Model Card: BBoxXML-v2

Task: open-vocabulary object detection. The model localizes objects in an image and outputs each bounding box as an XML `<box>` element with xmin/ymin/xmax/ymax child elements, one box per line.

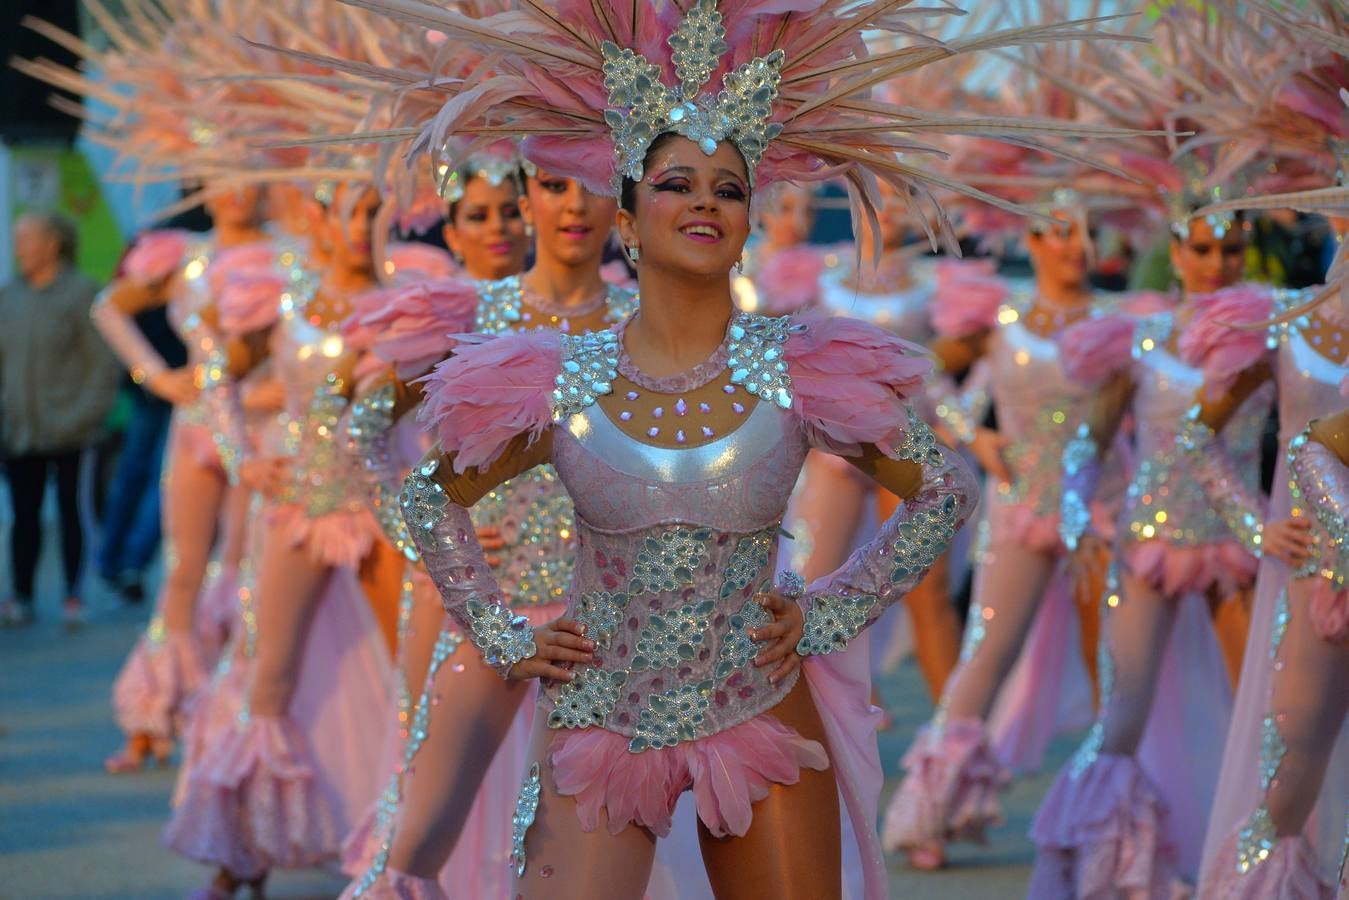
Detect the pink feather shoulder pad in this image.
<box><xmin>358</xmin><ymin>277</ymin><xmax>480</xmax><ymax>379</ymax></box>
<box><xmin>929</xmin><ymin>261</ymin><xmax>1008</xmax><ymax>339</ymax></box>
<box><xmin>121</xmin><ymin>230</ymin><xmax>192</xmax><ymax>285</ymax></box>
<box><xmin>1177</xmin><ymin>284</ymin><xmax>1274</xmax><ymax>397</ymax></box>
<box><xmin>785</xmin><ymin>314</ymin><xmax>932</xmax><ymax>456</ymax></box>
<box><xmin>416</xmin><ymin>329</ymin><xmax>562</xmax><ymax>473</ymax></box>
<box><xmin>1058</xmin><ymin>313</ymin><xmax>1136</xmax><ymax>385</ymax></box>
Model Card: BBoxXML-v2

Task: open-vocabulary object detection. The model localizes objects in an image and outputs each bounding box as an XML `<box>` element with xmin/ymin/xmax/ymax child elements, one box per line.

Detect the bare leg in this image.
<box><xmin>217</xmin><ymin>483</ymin><xmax>252</xmax><ymax>572</ymax></box>
<box><xmin>387</xmin><ymin>636</ymin><xmax>529</xmax><ymax>878</ymax></box>
<box><xmin>698</xmin><ymin>680</ymin><xmax>842</xmax><ymax>900</ymax></box>
<box><xmin>943</xmin><ymin>542</ymin><xmax>1059</xmax><ymax>721</ymax></box>
<box><xmin>1209</xmin><ymin>588</ymin><xmax>1252</xmax><ymax>690</ymax></box>
<box><xmin>246</xmin><ymin>538</ymin><xmax>332</xmax><ymax>717</ymax></box>
<box><xmin>159</xmin><ymin>431</ymin><xmax>228</xmax><ymax>634</ymax></box>
<box><xmin>514</xmin><ymin>719</ymin><xmax>656</xmax><ymax>900</ymax></box>
<box><xmin>1264</xmin><ymin>588</ymin><xmax>1349</xmax><ymax>838</ymax></box>
<box><xmin>399</xmin><ymin>583</ymin><xmax>447</xmax><ymax>723</ymax></box>
<box><xmin>1096</xmin><ymin>572</ymin><xmax>1179</xmax><ymax>755</ymax></box>
<box><xmin>790</xmin><ymin>451</ymin><xmax>868</xmax><ymax>582</ymax></box>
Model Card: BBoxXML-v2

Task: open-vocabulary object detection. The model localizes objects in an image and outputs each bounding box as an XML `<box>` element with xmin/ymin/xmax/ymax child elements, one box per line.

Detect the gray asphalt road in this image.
<box><xmin>0</xmin><ymin>502</ymin><xmax>1070</xmax><ymax>899</ymax></box>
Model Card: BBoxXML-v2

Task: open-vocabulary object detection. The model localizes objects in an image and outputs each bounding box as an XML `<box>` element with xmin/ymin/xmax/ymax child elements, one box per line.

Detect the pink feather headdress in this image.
<box><xmin>258</xmin><ymin>0</ymin><xmax>1161</xmax><ymax>254</ymax></box>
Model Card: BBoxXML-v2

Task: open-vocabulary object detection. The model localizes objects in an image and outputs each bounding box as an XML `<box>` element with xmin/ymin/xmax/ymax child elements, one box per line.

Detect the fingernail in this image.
<box><xmin>586</xmin><ymin>640</ymin><xmax>596</xmax><ymax>650</ymax></box>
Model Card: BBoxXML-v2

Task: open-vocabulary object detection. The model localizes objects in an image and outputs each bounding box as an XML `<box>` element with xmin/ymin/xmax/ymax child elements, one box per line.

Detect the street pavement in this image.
<box><xmin>0</xmin><ymin>503</ymin><xmax>1072</xmax><ymax>899</ymax></box>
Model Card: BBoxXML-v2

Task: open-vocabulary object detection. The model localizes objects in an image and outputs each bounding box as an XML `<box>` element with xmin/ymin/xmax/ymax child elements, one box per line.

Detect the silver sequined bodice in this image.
<box><xmin>1124</xmin><ymin>310</ymin><xmax>1271</xmax><ymax>547</ymax></box>
<box><xmin>818</xmin><ymin>264</ymin><xmax>935</xmax><ymax>342</ymax></box>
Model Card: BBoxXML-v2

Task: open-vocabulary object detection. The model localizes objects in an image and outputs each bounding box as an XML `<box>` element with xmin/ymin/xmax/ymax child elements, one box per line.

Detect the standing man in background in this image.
<box><xmin>0</xmin><ymin>210</ymin><xmax>116</xmax><ymax>627</ymax></box>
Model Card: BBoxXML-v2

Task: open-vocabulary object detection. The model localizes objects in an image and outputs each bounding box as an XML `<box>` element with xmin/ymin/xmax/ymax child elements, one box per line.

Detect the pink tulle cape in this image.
<box><xmin>784</xmin><ymin>314</ymin><xmax>931</xmax><ymax>457</ymax></box>
<box><xmin>123</xmin><ymin>229</ymin><xmax>191</xmax><ymax>284</ymax></box>
<box><xmin>1177</xmin><ymin>285</ymin><xmax>1274</xmax><ymax>398</ymax></box>
<box><xmin>548</xmin><ymin>709</ymin><xmax>829</xmax><ymax>839</ymax></box>
<box><xmin>1060</xmin><ymin>313</ymin><xmax>1137</xmax><ymax>385</ymax></box>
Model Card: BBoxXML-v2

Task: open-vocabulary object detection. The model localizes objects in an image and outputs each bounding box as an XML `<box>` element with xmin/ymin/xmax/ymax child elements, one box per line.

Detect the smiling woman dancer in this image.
<box><xmin>276</xmin><ymin>0</ymin><xmax>1157</xmax><ymax>896</ymax></box>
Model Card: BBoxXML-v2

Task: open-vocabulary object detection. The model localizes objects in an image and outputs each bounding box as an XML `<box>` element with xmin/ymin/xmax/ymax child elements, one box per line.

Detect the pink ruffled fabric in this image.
<box><xmin>1123</xmin><ymin>540</ymin><xmax>1260</xmax><ymax>599</ymax></box>
<box><xmin>267</xmin><ymin>505</ymin><xmax>380</xmax><ymax>569</ymax></box>
<box><xmin>173</xmin><ymin>650</ymin><xmax>252</xmax><ymax>808</ymax></box>
<box><xmin>548</xmin><ymin>713</ymin><xmax>829</xmax><ymax>839</ymax></box>
<box><xmin>163</xmin><ymin>715</ymin><xmax>340</xmax><ymax>877</ymax></box>
<box><xmin>206</xmin><ymin>242</ymin><xmax>277</xmax><ymax>294</ymax></box>
<box><xmin>338</xmin><ymin>868</ymin><xmax>449</xmax><ymax>900</ymax></box>
<box><xmin>218</xmin><ymin>272</ymin><xmax>285</xmax><ymax>336</ymax></box>
<box><xmin>112</xmin><ymin>628</ymin><xmax>208</xmax><ymax>739</ymax></box>
<box><xmin>754</xmin><ymin>245</ymin><xmax>826</xmax><ymax>315</ymax></box>
<box><xmin>1029</xmin><ymin>753</ymin><xmax>1179</xmax><ymax>900</ymax></box>
<box><xmin>1199</xmin><ymin>829</ymin><xmax>1334</xmax><ymax>899</ymax></box>
<box><xmin>1310</xmin><ymin>579</ymin><xmax>1349</xmax><ymax>643</ymax></box>
<box><xmin>1060</xmin><ymin>314</ymin><xmax>1137</xmax><ymax>385</ymax></box>
<box><xmin>194</xmin><ymin>566</ymin><xmax>240</xmax><ymax>671</ymax></box>
<box><xmin>123</xmin><ymin>230</ymin><xmax>190</xmax><ymax>284</ymax></box>
<box><xmin>784</xmin><ymin>314</ymin><xmax>931</xmax><ymax>456</ymax></box>
<box><xmin>417</xmin><ymin>329</ymin><xmax>561</xmax><ymax>472</ymax></box>
<box><xmin>1177</xmin><ymin>286</ymin><xmax>1274</xmax><ymax>399</ymax></box>
<box><xmin>882</xmin><ymin>717</ymin><xmax>1010</xmax><ymax>849</ymax></box>
<box><xmin>358</xmin><ymin>277</ymin><xmax>479</xmax><ymax>379</ymax></box>
<box><xmin>929</xmin><ymin>262</ymin><xmax>1007</xmax><ymax>338</ymax></box>
<box><xmin>384</xmin><ymin>242</ymin><xmax>458</xmax><ymax>284</ymax></box>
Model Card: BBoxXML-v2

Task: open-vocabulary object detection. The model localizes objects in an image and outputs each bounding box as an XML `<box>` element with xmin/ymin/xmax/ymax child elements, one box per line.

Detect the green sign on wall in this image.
<box><xmin>9</xmin><ymin>145</ymin><xmax>125</xmax><ymax>282</ymax></box>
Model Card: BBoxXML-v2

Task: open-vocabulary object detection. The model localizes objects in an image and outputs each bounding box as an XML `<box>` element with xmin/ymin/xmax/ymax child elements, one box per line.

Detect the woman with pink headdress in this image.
<box><xmin>287</xmin><ymin>1</ymin><xmax>1157</xmax><ymax>897</ymax></box>
<box><xmin>336</xmin><ymin>148</ymin><xmax>645</xmax><ymax>899</ymax></box>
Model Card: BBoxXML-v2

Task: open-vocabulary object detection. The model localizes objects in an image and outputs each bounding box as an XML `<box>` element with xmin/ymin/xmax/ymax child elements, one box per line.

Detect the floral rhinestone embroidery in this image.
<box><xmin>475</xmin><ymin>275</ymin><xmax>524</xmax><ymax>334</ymax></box>
<box><xmin>629</xmin><ymin>527</ymin><xmax>712</xmax><ymax>594</ymax></box>
<box><xmin>895</xmin><ymin>407</ymin><xmax>943</xmax><ymax>467</ymax></box>
<box><xmin>1235</xmin><ymin>806</ymin><xmax>1275</xmax><ymax>874</ymax></box>
<box><xmin>548</xmin><ymin>668</ymin><xmax>628</xmax><ymax>729</ymax></box>
<box><xmin>890</xmin><ymin>494</ymin><xmax>960</xmax><ymax>582</ymax></box>
<box><xmin>796</xmin><ymin>592</ymin><xmax>877</xmax><ymax>656</ymax></box>
<box><xmin>715</xmin><ymin>598</ymin><xmax>772</xmax><ymax>678</ymax></box>
<box><xmin>629</xmin><ymin>680</ymin><xmax>714</xmax><ymax>752</ymax></box>
<box><xmin>573</xmin><ymin>591</ymin><xmax>630</xmax><ymax>649</ymax></box>
<box><xmin>725</xmin><ymin>312</ymin><xmax>805</xmax><ymax>409</ymax></box>
<box><xmin>510</xmin><ymin>762</ymin><xmax>542</xmax><ymax>877</ymax></box>
<box><xmin>630</xmin><ymin>599</ymin><xmax>715</xmax><ymax>671</ymax></box>
<box><xmin>400</xmin><ymin>459</ymin><xmax>449</xmax><ymax>532</ymax></box>
<box><xmin>552</xmin><ymin>330</ymin><xmax>619</xmax><ymax>420</ymax></box>
<box><xmin>720</xmin><ymin>529</ymin><xmax>774</xmax><ymax>599</ymax></box>
<box><xmin>465</xmin><ymin>599</ymin><xmax>537</xmax><ymax>673</ymax></box>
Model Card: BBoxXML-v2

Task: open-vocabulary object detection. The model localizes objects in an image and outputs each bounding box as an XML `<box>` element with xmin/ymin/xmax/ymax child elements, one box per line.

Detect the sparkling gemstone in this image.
<box><xmin>699</xmin><ymin>402</ymin><xmax>711</xmax><ymax>413</ymax></box>
<box><xmin>648</xmin><ymin>426</ymin><xmax>660</xmax><ymax>438</ymax></box>
<box><xmin>619</xmin><ymin>410</ymin><xmax>632</xmax><ymax>421</ymax></box>
<box><xmin>732</xmin><ymin>402</ymin><xmax>745</xmax><ymax>414</ymax></box>
<box><xmin>626</xmin><ymin>391</ymin><xmax>639</xmax><ymax>400</ymax></box>
<box><xmin>653</xmin><ymin>407</ymin><xmax>664</xmax><ymax>418</ymax></box>
<box><xmin>723</xmin><ymin>384</ymin><xmax>736</xmax><ymax>394</ymax></box>
<box><xmin>675</xmin><ymin>398</ymin><xmax>688</xmax><ymax>416</ymax></box>
<box><xmin>676</xmin><ymin>430</ymin><xmax>686</xmax><ymax>443</ymax></box>
<box><xmin>702</xmin><ymin>426</ymin><xmax>714</xmax><ymax>438</ymax></box>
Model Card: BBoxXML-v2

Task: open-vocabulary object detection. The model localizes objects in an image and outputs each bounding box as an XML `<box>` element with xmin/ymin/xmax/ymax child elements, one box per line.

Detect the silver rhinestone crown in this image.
<box><xmin>600</xmin><ymin>0</ymin><xmax>785</xmax><ymax>191</ymax></box>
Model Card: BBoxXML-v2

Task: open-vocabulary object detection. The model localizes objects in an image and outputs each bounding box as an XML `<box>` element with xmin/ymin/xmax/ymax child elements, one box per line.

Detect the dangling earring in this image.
<box><xmin>735</xmin><ymin>258</ymin><xmax>744</xmax><ymax>274</ymax></box>
<box><xmin>525</xmin><ymin>221</ymin><xmax>535</xmax><ymax>237</ymax></box>
<box><xmin>627</xmin><ymin>245</ymin><xmax>640</xmax><ymax>262</ymax></box>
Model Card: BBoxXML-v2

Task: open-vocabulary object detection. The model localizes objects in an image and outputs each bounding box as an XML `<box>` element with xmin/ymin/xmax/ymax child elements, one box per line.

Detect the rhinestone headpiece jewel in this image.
<box><xmin>600</xmin><ymin>0</ymin><xmax>785</xmax><ymax>192</ymax></box>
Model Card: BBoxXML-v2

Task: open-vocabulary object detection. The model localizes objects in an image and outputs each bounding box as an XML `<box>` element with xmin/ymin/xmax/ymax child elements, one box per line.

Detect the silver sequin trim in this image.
<box><xmin>399</xmin><ymin>459</ymin><xmax>449</xmax><ymax>532</ymax></box>
<box><xmin>890</xmin><ymin>494</ymin><xmax>961</xmax><ymax>582</ymax></box>
<box><xmin>630</xmin><ymin>599</ymin><xmax>715</xmax><ymax>671</ymax></box>
<box><xmin>510</xmin><ymin>762</ymin><xmax>542</xmax><ymax>877</ymax></box>
<box><xmin>726</xmin><ymin>312</ymin><xmax>804</xmax><ymax>409</ymax></box>
<box><xmin>552</xmin><ymin>329</ymin><xmax>619</xmax><ymax>420</ymax></box>
<box><xmin>548</xmin><ymin>668</ymin><xmax>628</xmax><ymax>729</ymax></box>
<box><xmin>715</xmin><ymin>598</ymin><xmax>772</xmax><ymax>679</ymax></box>
<box><xmin>573</xmin><ymin>591</ymin><xmax>630</xmax><ymax>650</ymax></box>
<box><xmin>796</xmin><ymin>592</ymin><xmax>878</xmax><ymax>656</ymax></box>
<box><xmin>465</xmin><ymin>599</ymin><xmax>537</xmax><ymax>675</ymax></box>
<box><xmin>629</xmin><ymin>527</ymin><xmax>712</xmax><ymax>594</ymax></box>
<box><xmin>629</xmin><ymin>680</ymin><xmax>714</xmax><ymax>752</ymax></box>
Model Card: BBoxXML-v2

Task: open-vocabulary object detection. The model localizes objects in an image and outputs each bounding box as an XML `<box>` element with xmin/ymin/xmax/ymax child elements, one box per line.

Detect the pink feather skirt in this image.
<box><xmin>548</xmin><ymin>712</ymin><xmax>829</xmax><ymax>839</ymax></box>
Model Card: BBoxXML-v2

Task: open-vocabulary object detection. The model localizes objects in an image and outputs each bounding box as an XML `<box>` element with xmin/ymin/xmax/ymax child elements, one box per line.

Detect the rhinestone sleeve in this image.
<box><xmin>928</xmin><ymin>368</ymin><xmax>990</xmax><ymax>446</ymax></box>
<box><xmin>1176</xmin><ymin>405</ymin><xmax>1269</xmax><ymax>557</ymax></box>
<box><xmin>1290</xmin><ymin>427</ymin><xmax>1349</xmax><ymax>590</ymax></box>
<box><xmin>347</xmin><ymin>382</ymin><xmax>418</xmax><ymax>561</ymax></box>
<box><xmin>400</xmin><ymin>456</ymin><xmax>537</xmax><ymax>677</ymax></box>
<box><xmin>200</xmin><ymin>346</ymin><xmax>248</xmax><ymax>484</ymax></box>
<box><xmin>1059</xmin><ymin>423</ymin><xmax>1101</xmax><ymax>552</ymax></box>
<box><xmin>796</xmin><ymin>437</ymin><xmax>979</xmax><ymax>656</ymax></box>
